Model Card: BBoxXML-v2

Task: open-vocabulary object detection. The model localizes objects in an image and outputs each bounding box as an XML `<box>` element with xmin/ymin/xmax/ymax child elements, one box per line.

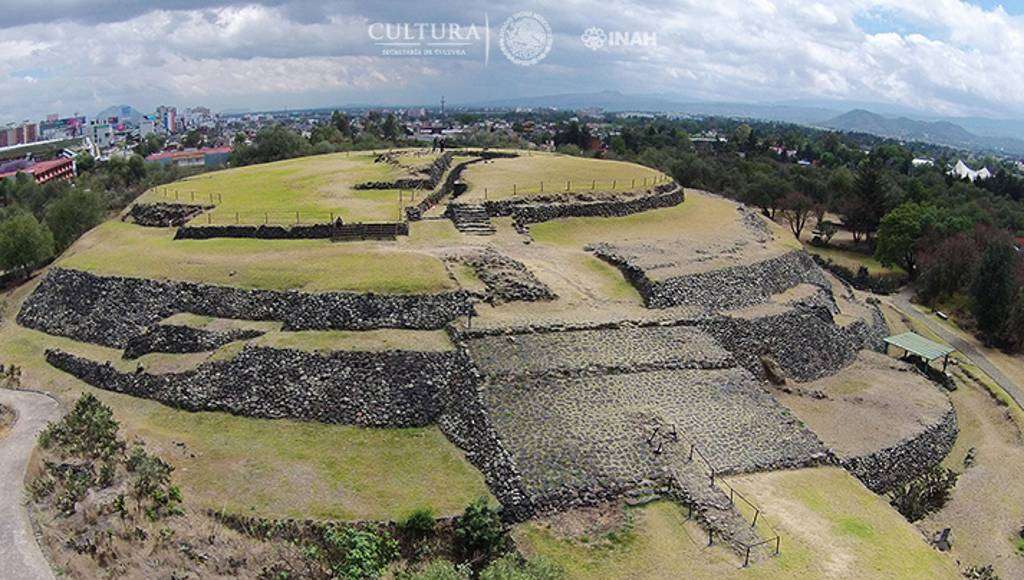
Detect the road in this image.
<box><xmin>0</xmin><ymin>389</ymin><xmax>60</xmax><ymax>580</ymax></box>
<box><xmin>890</xmin><ymin>291</ymin><xmax>1024</xmax><ymax>410</ymax></box>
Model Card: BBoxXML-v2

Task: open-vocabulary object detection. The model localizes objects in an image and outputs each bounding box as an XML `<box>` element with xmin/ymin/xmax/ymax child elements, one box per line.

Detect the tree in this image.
<box><xmin>874</xmin><ymin>203</ymin><xmax>935</xmax><ymax>278</ymax></box>
<box><xmin>331</xmin><ymin>110</ymin><xmax>352</xmax><ymax>137</ymax></box>
<box><xmin>45</xmin><ymin>188</ymin><xmax>106</xmax><ymax>250</ymax></box>
<box><xmin>841</xmin><ymin>159</ymin><xmax>892</xmax><ymax>243</ymax></box>
<box><xmin>0</xmin><ymin>212</ymin><xmax>54</xmax><ymax>276</ymax></box>
<box><xmin>382</xmin><ymin>113</ymin><xmax>401</xmax><ymax>142</ymax></box>
<box><xmin>181</xmin><ymin>129</ymin><xmax>204</xmax><ymax>148</ymax></box>
<box><xmin>971</xmin><ymin>241</ymin><xmax>1017</xmax><ymax>344</ymax></box>
<box><xmin>134</xmin><ymin>134</ymin><xmax>166</xmax><ymax>157</ymax></box>
<box><xmin>780</xmin><ymin>191</ymin><xmax>814</xmax><ymax>239</ymax></box>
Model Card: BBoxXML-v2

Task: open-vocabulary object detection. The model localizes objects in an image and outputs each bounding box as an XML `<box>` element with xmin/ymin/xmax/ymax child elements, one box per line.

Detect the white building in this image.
<box><xmin>950</xmin><ymin>159</ymin><xmax>991</xmax><ymax>182</ymax></box>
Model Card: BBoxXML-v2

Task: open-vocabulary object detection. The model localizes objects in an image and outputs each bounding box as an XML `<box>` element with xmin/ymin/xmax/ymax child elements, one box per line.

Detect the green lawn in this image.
<box><xmin>59</xmin><ymin>221</ymin><xmax>454</xmax><ymax>293</ymax></box>
<box><xmin>516</xmin><ymin>467</ymin><xmax>957</xmax><ymax>579</ymax></box>
<box><xmin>530</xmin><ymin>190</ymin><xmax>800</xmax><ymax>252</ymax></box>
<box><xmin>459</xmin><ymin>152</ymin><xmax>667</xmax><ymax>201</ymax></box>
<box><xmin>804</xmin><ymin>244</ymin><xmax>904</xmax><ymax>276</ymax></box>
<box><xmin>0</xmin><ymin>302</ymin><xmax>490</xmax><ymax>521</ymax></box>
<box><xmin>138</xmin><ymin>149</ymin><xmax>440</xmax><ymax>224</ymax></box>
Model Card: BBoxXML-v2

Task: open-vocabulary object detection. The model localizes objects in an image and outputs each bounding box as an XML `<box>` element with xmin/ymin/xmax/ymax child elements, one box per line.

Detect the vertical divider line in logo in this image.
<box><xmin>485</xmin><ymin>13</ymin><xmax>491</xmax><ymax>67</ymax></box>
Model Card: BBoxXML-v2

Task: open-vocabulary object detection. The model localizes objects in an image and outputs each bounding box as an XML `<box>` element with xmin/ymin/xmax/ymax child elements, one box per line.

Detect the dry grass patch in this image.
<box><xmin>59</xmin><ymin>220</ymin><xmax>455</xmax><ymax>293</ymax></box>
<box><xmin>460</xmin><ymin>152</ymin><xmax>665</xmax><ymax>201</ymax></box>
<box><xmin>516</xmin><ymin>468</ymin><xmax>956</xmax><ymax>579</ymax></box>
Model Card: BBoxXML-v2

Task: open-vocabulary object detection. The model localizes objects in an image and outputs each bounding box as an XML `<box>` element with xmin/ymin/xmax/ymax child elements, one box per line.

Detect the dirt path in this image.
<box><xmin>917</xmin><ymin>368</ymin><xmax>1024</xmax><ymax>577</ymax></box>
<box><xmin>0</xmin><ymin>389</ymin><xmax>60</xmax><ymax>580</ymax></box>
<box><xmin>889</xmin><ymin>291</ymin><xmax>1024</xmax><ymax>409</ymax></box>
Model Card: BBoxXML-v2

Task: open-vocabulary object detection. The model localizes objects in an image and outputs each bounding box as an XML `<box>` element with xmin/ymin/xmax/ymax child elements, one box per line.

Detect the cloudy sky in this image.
<box><xmin>1</xmin><ymin>0</ymin><xmax>1023</xmax><ymax>123</ymax></box>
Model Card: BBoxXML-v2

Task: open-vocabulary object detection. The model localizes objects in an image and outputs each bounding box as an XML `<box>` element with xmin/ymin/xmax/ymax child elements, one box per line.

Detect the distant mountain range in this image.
<box><xmin>823</xmin><ymin>109</ymin><xmax>1024</xmax><ymax>156</ymax></box>
<box><xmin>95</xmin><ymin>104</ymin><xmax>145</xmax><ymax>123</ymax></box>
<box><xmin>461</xmin><ymin>91</ymin><xmax>1024</xmax><ymax>157</ymax></box>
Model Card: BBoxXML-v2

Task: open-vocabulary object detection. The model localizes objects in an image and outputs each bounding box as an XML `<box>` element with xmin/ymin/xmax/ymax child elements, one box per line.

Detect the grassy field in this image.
<box><xmin>804</xmin><ymin>244</ymin><xmax>904</xmax><ymax>276</ymax></box>
<box><xmin>459</xmin><ymin>152</ymin><xmax>667</xmax><ymax>201</ymax></box>
<box><xmin>516</xmin><ymin>467</ymin><xmax>957</xmax><ymax>579</ymax></box>
<box><xmin>58</xmin><ymin>221</ymin><xmax>455</xmax><ymax>293</ymax></box>
<box><xmin>138</xmin><ymin>149</ymin><xmax>440</xmax><ymax>224</ymax></box>
<box><xmin>0</xmin><ymin>290</ymin><xmax>490</xmax><ymax>521</ymax></box>
<box><xmin>530</xmin><ymin>190</ymin><xmax>800</xmax><ymax>252</ymax></box>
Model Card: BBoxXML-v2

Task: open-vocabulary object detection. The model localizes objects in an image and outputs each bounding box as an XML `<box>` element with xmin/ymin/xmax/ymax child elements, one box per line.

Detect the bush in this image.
<box><xmin>39</xmin><ymin>393</ymin><xmax>123</xmax><ymax>460</ymax></box>
<box><xmin>399</xmin><ymin>559</ymin><xmax>471</xmax><ymax>580</ymax></box>
<box><xmin>889</xmin><ymin>465</ymin><xmax>959</xmax><ymax>522</ymax></box>
<box><xmin>399</xmin><ymin>507</ymin><xmax>437</xmax><ymax>543</ymax></box>
<box><xmin>455</xmin><ymin>498</ymin><xmax>509</xmax><ymax>566</ymax></box>
<box><xmin>479</xmin><ymin>554</ymin><xmax>563</xmax><ymax>580</ymax></box>
<box><xmin>309</xmin><ymin>525</ymin><xmax>398</xmax><ymax>579</ymax></box>
<box><xmin>126</xmin><ymin>445</ymin><xmax>182</xmax><ymax>519</ymax></box>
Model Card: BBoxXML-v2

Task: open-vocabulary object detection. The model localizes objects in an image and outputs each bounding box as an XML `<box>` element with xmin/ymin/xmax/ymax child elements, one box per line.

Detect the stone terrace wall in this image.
<box><xmin>479</xmin><ymin>182</ymin><xmax>682</xmax><ymax>226</ymax></box>
<box><xmin>841</xmin><ymin>406</ymin><xmax>958</xmax><ymax>493</ymax></box>
<box><xmin>125</xmin><ymin>203</ymin><xmax>212</xmax><ymax>227</ymax></box>
<box><xmin>174</xmin><ymin>221</ymin><xmax>409</xmax><ymax>241</ymax></box>
<box><xmin>704</xmin><ymin>305</ymin><xmax>888</xmax><ymax>382</ymax></box>
<box><xmin>47</xmin><ymin>346</ymin><xmax>472</xmax><ymax>427</ymax></box>
<box><xmin>354</xmin><ymin>152</ymin><xmax>452</xmax><ymax>190</ymax></box>
<box><xmin>122</xmin><ymin>324</ymin><xmax>264</xmax><ymax>359</ymax></box>
<box><xmin>446</xmin><ymin>249</ymin><xmax>556</xmax><ymax>304</ymax></box>
<box><xmin>594</xmin><ymin>248</ymin><xmax>827</xmax><ymax>311</ymax></box>
<box><xmin>18</xmin><ymin>268</ymin><xmax>473</xmax><ymax>349</ymax></box>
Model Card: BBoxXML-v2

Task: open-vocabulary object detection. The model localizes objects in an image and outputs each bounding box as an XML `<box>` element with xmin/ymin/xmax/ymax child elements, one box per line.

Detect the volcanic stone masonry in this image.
<box><xmin>125</xmin><ymin>202</ymin><xmax>212</xmax><ymax>227</ymax></box>
<box><xmin>446</xmin><ymin>249</ymin><xmax>556</xmax><ymax>304</ymax></box>
<box><xmin>174</xmin><ymin>221</ymin><xmax>409</xmax><ymax>241</ymax></box>
<box><xmin>841</xmin><ymin>407</ymin><xmax>958</xmax><ymax>494</ymax></box>
<box><xmin>122</xmin><ymin>324</ymin><xmax>265</xmax><ymax>359</ymax></box>
<box><xmin>354</xmin><ymin>152</ymin><xmax>453</xmax><ymax>190</ymax></box>
<box><xmin>592</xmin><ymin>247</ymin><xmax>828</xmax><ymax>311</ymax></box>
<box><xmin>478</xmin><ymin>181</ymin><xmax>683</xmax><ymax>226</ymax></box>
<box><xmin>17</xmin><ymin>268</ymin><xmax>474</xmax><ymax>349</ymax></box>
<box><xmin>47</xmin><ymin>346</ymin><xmax>474</xmax><ymax>427</ymax></box>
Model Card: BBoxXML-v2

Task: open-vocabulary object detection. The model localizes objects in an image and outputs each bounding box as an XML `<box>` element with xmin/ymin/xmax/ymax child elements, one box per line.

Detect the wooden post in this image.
<box><xmin>566</xmin><ymin>180</ymin><xmax>570</xmax><ymax>192</ymax></box>
<box><xmin>707</xmin><ymin>529</ymin><xmax>713</xmax><ymax>547</ymax></box>
<box><xmin>632</xmin><ymin>178</ymin><xmax>635</xmax><ymax>188</ymax></box>
<box><xmin>744</xmin><ymin>546</ymin><xmax>751</xmax><ymax>567</ymax></box>
<box><xmin>612</xmin><ymin>179</ymin><xmax>616</xmax><ymax>189</ymax></box>
<box><xmin>540</xmin><ymin>181</ymin><xmax>544</xmax><ymax>193</ymax></box>
<box><xmin>296</xmin><ymin>211</ymin><xmax>300</xmax><ymax>224</ymax></box>
<box><xmin>265</xmin><ymin>212</ymin><xmax>268</xmax><ymax>225</ymax></box>
<box><xmin>513</xmin><ymin>183</ymin><xmax>517</xmax><ymax>196</ymax></box>
<box><xmin>235</xmin><ymin>211</ymin><xmax>239</xmax><ymax>224</ymax></box>
<box><xmin>207</xmin><ymin>213</ymin><xmax>212</xmax><ymax>224</ymax></box>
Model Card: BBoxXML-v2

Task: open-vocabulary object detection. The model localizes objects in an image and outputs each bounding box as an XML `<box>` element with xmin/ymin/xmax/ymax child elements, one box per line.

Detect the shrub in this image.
<box><xmin>964</xmin><ymin>564</ymin><xmax>1000</xmax><ymax>580</ymax></box>
<box><xmin>39</xmin><ymin>393</ymin><xmax>124</xmax><ymax>460</ymax></box>
<box><xmin>399</xmin><ymin>508</ymin><xmax>437</xmax><ymax>543</ymax></box>
<box><xmin>479</xmin><ymin>554</ymin><xmax>564</xmax><ymax>580</ymax></box>
<box><xmin>310</xmin><ymin>525</ymin><xmax>398</xmax><ymax>579</ymax></box>
<box><xmin>126</xmin><ymin>445</ymin><xmax>182</xmax><ymax>519</ymax></box>
<box><xmin>455</xmin><ymin>498</ymin><xmax>509</xmax><ymax>566</ymax></box>
<box><xmin>399</xmin><ymin>559</ymin><xmax>471</xmax><ymax>580</ymax></box>
<box><xmin>889</xmin><ymin>465</ymin><xmax>959</xmax><ymax>522</ymax></box>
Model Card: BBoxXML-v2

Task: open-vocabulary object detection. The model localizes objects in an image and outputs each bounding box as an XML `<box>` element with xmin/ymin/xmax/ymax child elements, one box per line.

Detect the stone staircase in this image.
<box><xmin>448</xmin><ymin>203</ymin><xmax>496</xmax><ymax>236</ymax></box>
<box><xmin>669</xmin><ymin>461</ymin><xmax>773</xmax><ymax>564</ymax></box>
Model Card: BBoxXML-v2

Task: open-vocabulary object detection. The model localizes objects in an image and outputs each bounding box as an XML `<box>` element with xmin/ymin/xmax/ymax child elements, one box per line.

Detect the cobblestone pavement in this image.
<box><xmin>467</xmin><ymin>325</ymin><xmax>733</xmax><ymax>377</ymax></box>
<box><xmin>481</xmin><ymin>367</ymin><xmax>827</xmax><ymax>506</ymax></box>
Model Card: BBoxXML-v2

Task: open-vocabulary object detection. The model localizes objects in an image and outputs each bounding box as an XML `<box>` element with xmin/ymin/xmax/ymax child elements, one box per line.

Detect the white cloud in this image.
<box><xmin>0</xmin><ymin>0</ymin><xmax>1023</xmax><ymax>122</ymax></box>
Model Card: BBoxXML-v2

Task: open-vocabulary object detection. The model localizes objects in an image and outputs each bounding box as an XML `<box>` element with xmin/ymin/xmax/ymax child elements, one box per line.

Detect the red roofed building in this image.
<box><xmin>0</xmin><ymin>157</ymin><xmax>76</xmax><ymax>185</ymax></box>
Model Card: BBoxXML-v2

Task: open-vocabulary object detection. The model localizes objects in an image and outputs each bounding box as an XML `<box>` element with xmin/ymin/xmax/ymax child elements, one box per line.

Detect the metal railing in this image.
<box><xmin>686</xmin><ymin>443</ymin><xmax>782</xmax><ymax>567</ymax></box>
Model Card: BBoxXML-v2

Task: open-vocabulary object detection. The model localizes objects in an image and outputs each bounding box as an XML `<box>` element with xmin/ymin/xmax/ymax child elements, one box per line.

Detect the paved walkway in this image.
<box><xmin>890</xmin><ymin>291</ymin><xmax>1024</xmax><ymax>409</ymax></box>
<box><xmin>0</xmin><ymin>389</ymin><xmax>60</xmax><ymax>580</ymax></box>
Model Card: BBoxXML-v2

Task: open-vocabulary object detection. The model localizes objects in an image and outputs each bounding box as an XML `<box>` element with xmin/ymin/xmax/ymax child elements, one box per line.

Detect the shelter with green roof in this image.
<box><xmin>883</xmin><ymin>332</ymin><xmax>956</xmax><ymax>372</ymax></box>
